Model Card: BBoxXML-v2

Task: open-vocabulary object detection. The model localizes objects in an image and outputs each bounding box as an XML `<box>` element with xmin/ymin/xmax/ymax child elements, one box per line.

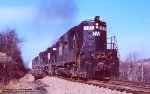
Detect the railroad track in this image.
<box><xmin>57</xmin><ymin>76</ymin><xmax>150</xmax><ymax>94</ymax></box>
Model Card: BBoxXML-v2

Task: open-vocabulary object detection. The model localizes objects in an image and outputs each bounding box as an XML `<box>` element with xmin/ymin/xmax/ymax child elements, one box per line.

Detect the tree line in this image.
<box><xmin>0</xmin><ymin>29</ymin><xmax>26</xmax><ymax>85</ymax></box>
<box><xmin>119</xmin><ymin>52</ymin><xmax>150</xmax><ymax>83</ymax></box>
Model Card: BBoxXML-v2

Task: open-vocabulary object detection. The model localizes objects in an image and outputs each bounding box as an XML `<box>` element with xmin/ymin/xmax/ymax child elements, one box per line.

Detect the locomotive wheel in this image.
<box><xmin>71</xmin><ymin>76</ymin><xmax>78</xmax><ymax>80</ymax></box>
<box><xmin>78</xmin><ymin>77</ymin><xmax>88</xmax><ymax>81</ymax></box>
<box><xmin>95</xmin><ymin>62</ymin><xmax>108</xmax><ymax>80</ymax></box>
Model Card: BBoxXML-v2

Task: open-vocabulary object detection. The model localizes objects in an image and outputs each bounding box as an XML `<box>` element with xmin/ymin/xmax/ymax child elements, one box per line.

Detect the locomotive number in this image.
<box><xmin>83</xmin><ymin>26</ymin><xmax>106</xmax><ymax>31</ymax></box>
<box><xmin>84</xmin><ymin>26</ymin><xmax>94</xmax><ymax>30</ymax></box>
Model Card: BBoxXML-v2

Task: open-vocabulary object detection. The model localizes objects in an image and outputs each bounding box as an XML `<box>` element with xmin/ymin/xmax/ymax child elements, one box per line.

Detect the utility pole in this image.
<box><xmin>128</xmin><ymin>62</ymin><xmax>131</xmax><ymax>81</ymax></box>
<box><xmin>142</xmin><ymin>65</ymin><xmax>144</xmax><ymax>82</ymax></box>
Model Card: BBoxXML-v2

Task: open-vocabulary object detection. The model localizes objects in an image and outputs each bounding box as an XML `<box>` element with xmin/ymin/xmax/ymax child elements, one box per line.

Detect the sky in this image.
<box><xmin>0</xmin><ymin>0</ymin><xmax>150</xmax><ymax>66</ymax></box>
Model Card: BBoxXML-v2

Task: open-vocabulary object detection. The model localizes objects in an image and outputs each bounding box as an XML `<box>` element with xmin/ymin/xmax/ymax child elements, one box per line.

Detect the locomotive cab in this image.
<box><xmin>77</xmin><ymin>16</ymin><xmax>119</xmax><ymax>79</ymax></box>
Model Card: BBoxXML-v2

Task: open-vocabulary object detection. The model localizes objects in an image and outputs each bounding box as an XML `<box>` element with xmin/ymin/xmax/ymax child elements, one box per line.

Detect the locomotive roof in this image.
<box><xmin>31</xmin><ymin>16</ymin><xmax>107</xmax><ymax>62</ymax></box>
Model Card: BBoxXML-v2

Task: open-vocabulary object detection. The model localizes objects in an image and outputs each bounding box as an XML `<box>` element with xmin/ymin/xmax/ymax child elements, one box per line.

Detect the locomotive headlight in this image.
<box><xmin>95</xmin><ymin>23</ymin><xmax>99</xmax><ymax>26</ymax></box>
<box><xmin>95</xmin><ymin>23</ymin><xmax>99</xmax><ymax>29</ymax></box>
<box><xmin>53</xmin><ymin>48</ymin><xmax>57</xmax><ymax>50</ymax></box>
<box><xmin>96</xmin><ymin>26</ymin><xmax>99</xmax><ymax>29</ymax></box>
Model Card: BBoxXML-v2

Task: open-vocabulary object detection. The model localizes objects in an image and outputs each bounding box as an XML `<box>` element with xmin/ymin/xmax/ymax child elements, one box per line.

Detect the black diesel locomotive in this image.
<box><xmin>31</xmin><ymin>16</ymin><xmax>120</xmax><ymax>80</ymax></box>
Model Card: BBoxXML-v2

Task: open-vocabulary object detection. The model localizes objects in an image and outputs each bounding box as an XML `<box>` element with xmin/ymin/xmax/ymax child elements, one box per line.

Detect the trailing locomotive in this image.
<box><xmin>31</xmin><ymin>16</ymin><xmax>120</xmax><ymax>80</ymax></box>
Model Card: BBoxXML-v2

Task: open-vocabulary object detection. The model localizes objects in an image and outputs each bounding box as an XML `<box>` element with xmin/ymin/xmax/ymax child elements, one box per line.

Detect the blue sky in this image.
<box><xmin>0</xmin><ymin>0</ymin><xmax>150</xmax><ymax>65</ymax></box>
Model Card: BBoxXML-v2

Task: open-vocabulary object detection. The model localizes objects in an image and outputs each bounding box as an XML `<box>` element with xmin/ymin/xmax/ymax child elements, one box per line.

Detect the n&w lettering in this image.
<box><xmin>93</xmin><ymin>31</ymin><xmax>100</xmax><ymax>36</ymax></box>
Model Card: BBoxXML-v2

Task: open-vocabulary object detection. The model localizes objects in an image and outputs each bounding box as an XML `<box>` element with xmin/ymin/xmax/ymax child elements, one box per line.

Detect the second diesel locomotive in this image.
<box><xmin>31</xmin><ymin>16</ymin><xmax>120</xmax><ymax>80</ymax></box>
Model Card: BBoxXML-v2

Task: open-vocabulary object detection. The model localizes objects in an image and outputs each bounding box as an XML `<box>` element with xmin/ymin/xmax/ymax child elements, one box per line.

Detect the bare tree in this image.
<box><xmin>0</xmin><ymin>28</ymin><xmax>25</xmax><ymax>84</ymax></box>
<box><xmin>0</xmin><ymin>29</ymin><xmax>23</xmax><ymax>64</ymax></box>
<box><xmin>119</xmin><ymin>52</ymin><xmax>150</xmax><ymax>83</ymax></box>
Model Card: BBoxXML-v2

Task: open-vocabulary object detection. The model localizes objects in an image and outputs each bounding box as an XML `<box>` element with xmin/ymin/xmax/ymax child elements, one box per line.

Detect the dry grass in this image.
<box><xmin>0</xmin><ymin>74</ymin><xmax>35</xmax><ymax>94</ymax></box>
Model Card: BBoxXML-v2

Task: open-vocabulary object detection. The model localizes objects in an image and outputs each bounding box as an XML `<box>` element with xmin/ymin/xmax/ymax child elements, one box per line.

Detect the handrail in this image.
<box><xmin>107</xmin><ymin>36</ymin><xmax>120</xmax><ymax>60</ymax></box>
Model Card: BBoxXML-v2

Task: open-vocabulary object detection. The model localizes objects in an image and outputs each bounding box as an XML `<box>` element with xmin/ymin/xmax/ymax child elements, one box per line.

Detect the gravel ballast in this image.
<box><xmin>1</xmin><ymin>74</ymin><xmax>133</xmax><ymax>94</ymax></box>
<box><xmin>39</xmin><ymin>76</ymin><xmax>133</xmax><ymax>94</ymax></box>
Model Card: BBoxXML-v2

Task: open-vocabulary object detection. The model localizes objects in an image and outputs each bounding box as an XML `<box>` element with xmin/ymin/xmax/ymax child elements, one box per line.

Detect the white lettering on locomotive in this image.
<box><xmin>84</xmin><ymin>26</ymin><xmax>106</xmax><ymax>31</ymax></box>
<box><xmin>48</xmin><ymin>53</ymin><xmax>50</xmax><ymax>60</ymax></box>
<box><xmin>93</xmin><ymin>31</ymin><xmax>100</xmax><ymax>36</ymax></box>
<box><xmin>84</xmin><ymin>26</ymin><xmax>94</xmax><ymax>30</ymax></box>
